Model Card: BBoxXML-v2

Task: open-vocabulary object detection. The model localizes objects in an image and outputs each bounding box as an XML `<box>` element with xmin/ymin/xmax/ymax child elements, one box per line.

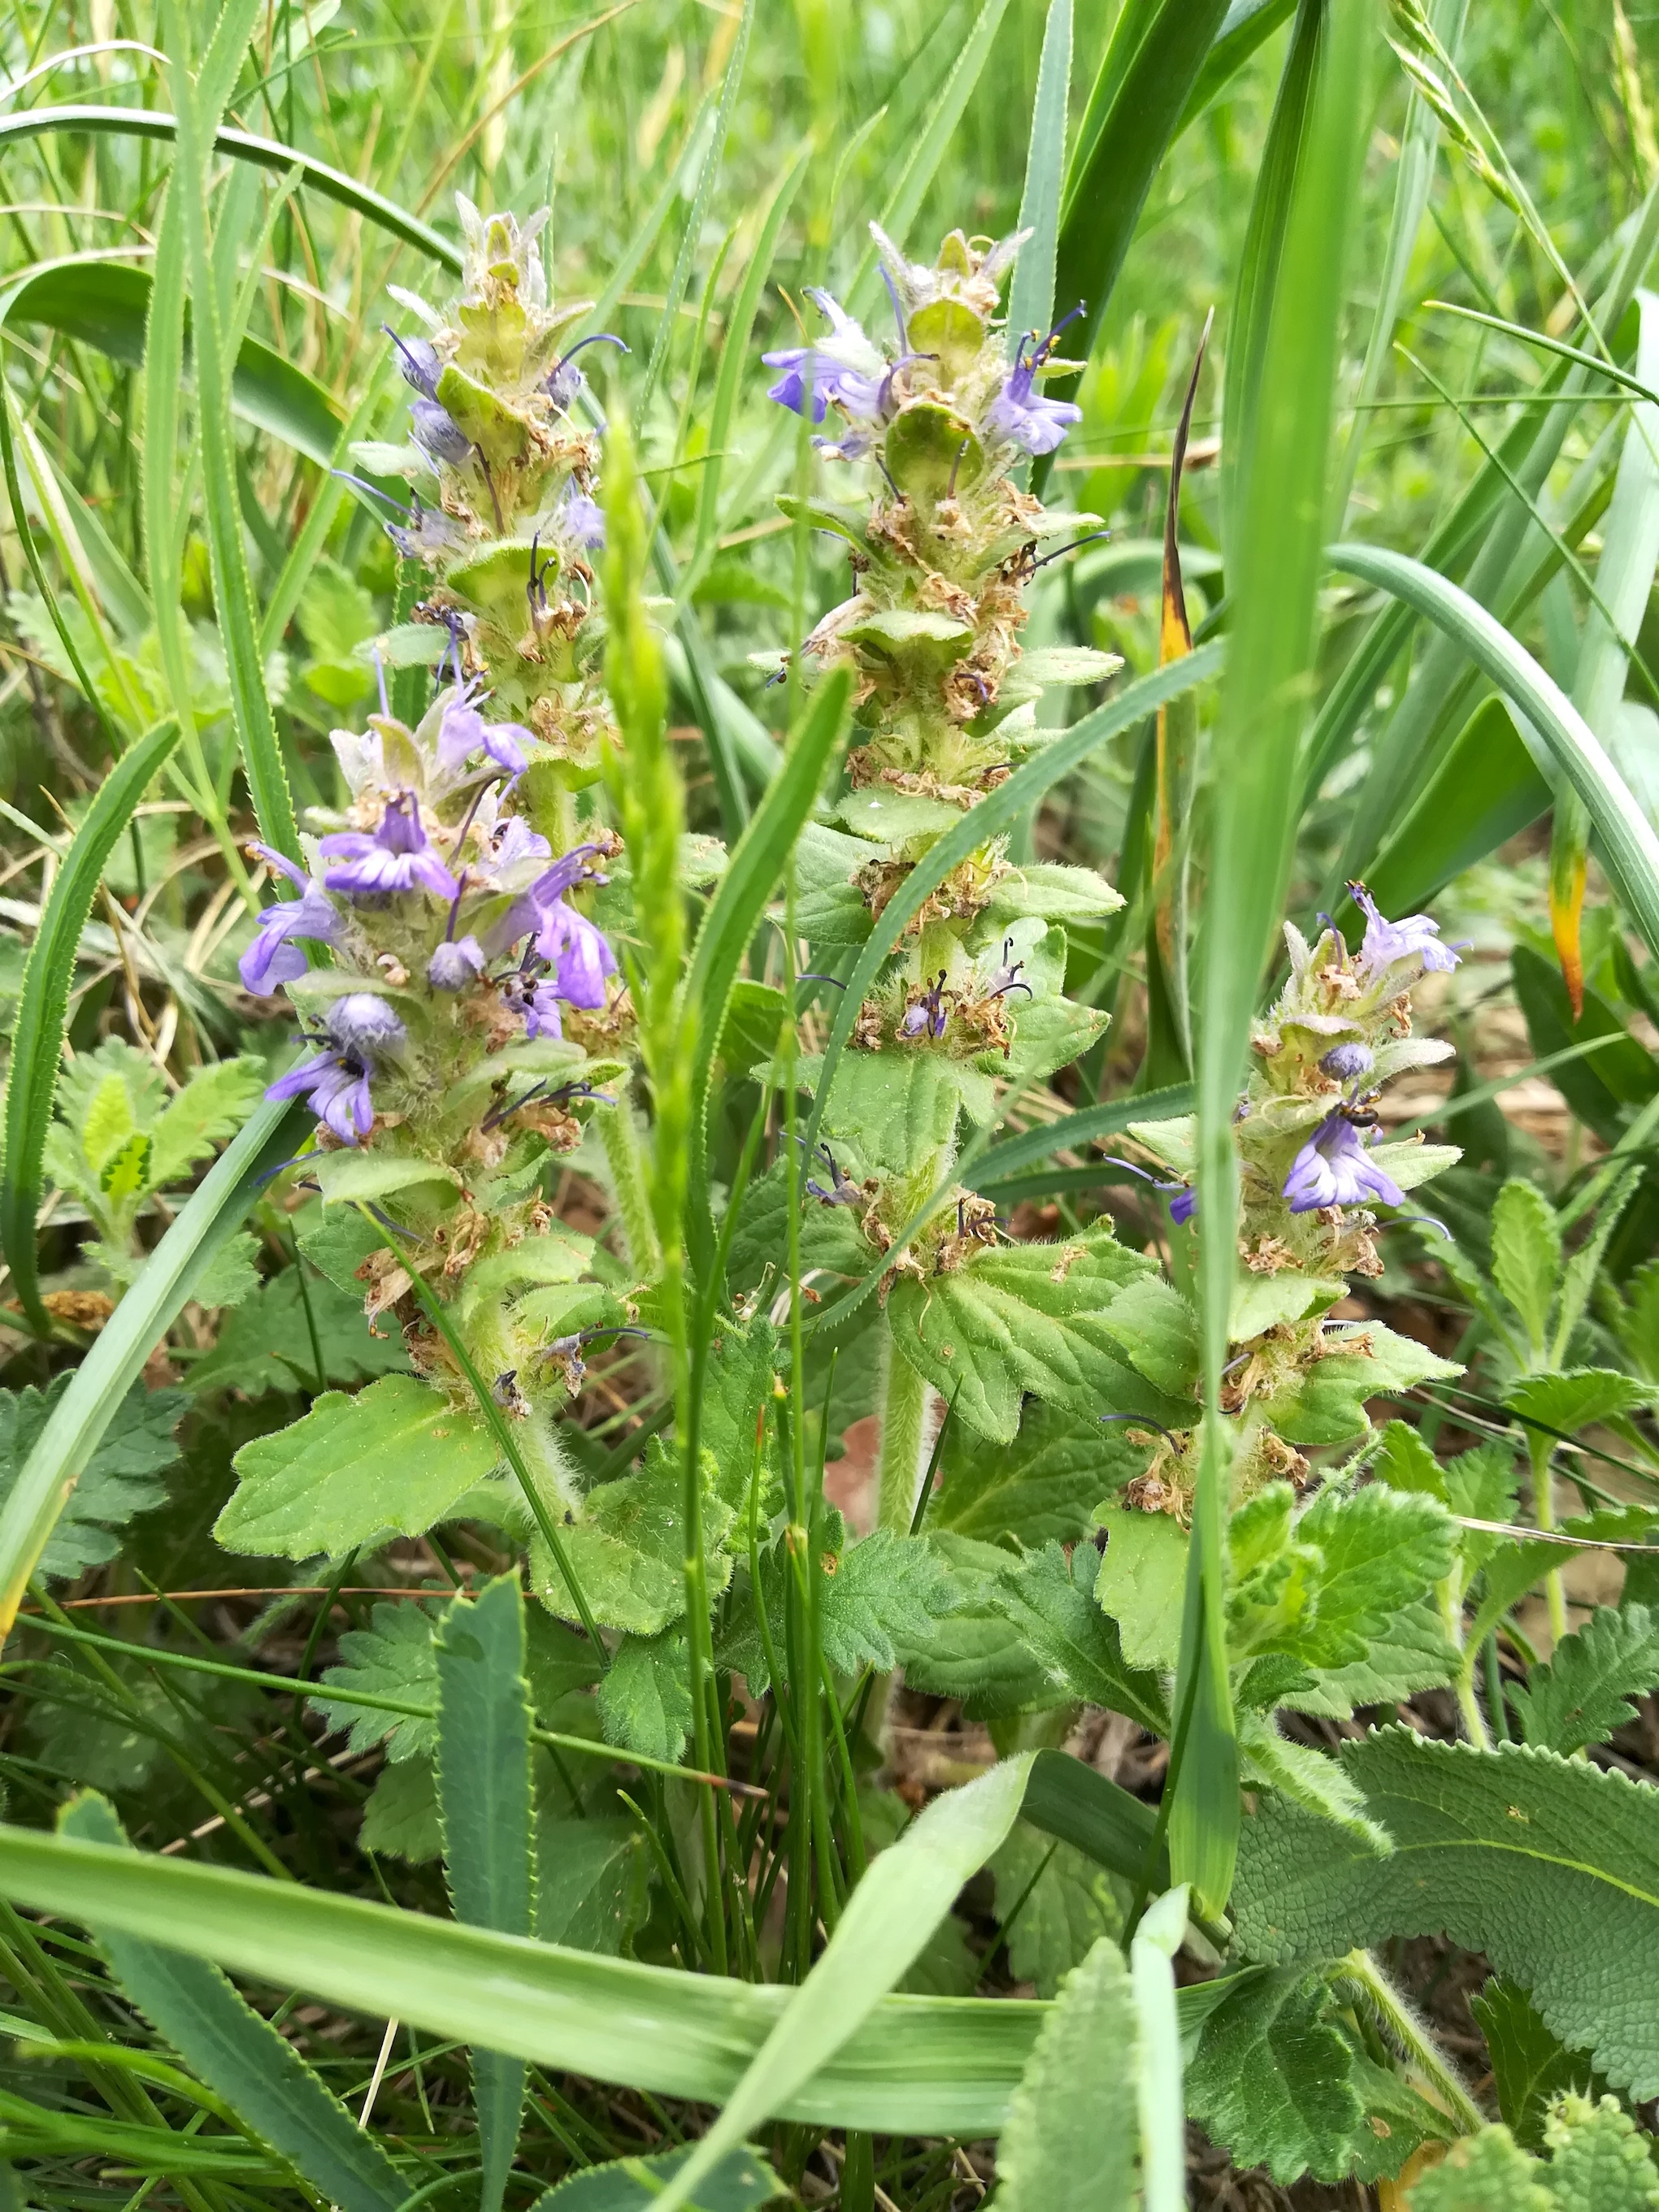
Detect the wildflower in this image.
<box><xmin>239</xmin><ymin>846</ymin><xmax>340</xmax><ymax>992</ymax></box>
<box><xmin>436</xmin><ymin>681</ymin><xmax>532</xmax><ymax>779</ymax></box>
<box><xmin>534</xmin><ymin>898</ymin><xmax>616</xmax><ymax>1008</ymax></box>
<box><xmin>982</xmin><ymin>315</ymin><xmax>1084</xmax><ymax>456</ymax></box>
<box><xmin>384</xmin><ymin>327</ymin><xmax>441</xmax><ymax>398</ymax></box>
<box><xmin>762</xmin><ymin>288</ymin><xmax>886</xmax><ymax>425</ymax></box>
<box><xmin>1168</xmin><ymin>1187</ymin><xmax>1196</xmax><ymax>1225</ymax></box>
<box><xmin>328</xmin><ymin>995</ymin><xmax>409</xmax><ymax>1056</ymax></box>
<box><xmin>1282</xmin><ymin>1111</ymin><xmax>1406</xmax><ymax>1215</ymax></box>
<box><xmin>554</xmin><ymin>485</ymin><xmax>606</xmax><ymax>552</ymax></box>
<box><xmin>320</xmin><ymin>794</ymin><xmax>461</xmax><ymax>900</ymax></box>
<box><xmin>1320</xmin><ymin>1042</ymin><xmax>1374</xmax><ymax>1083</ymax></box>
<box><xmin>386</xmin><ymin>498</ymin><xmax>465</xmax><ymax>561</ymax></box>
<box><xmin>984</xmin><ymin>936</ymin><xmax>1033</xmax><ymax>1000</ymax></box>
<box><xmin>502</xmin><ymin>968</ymin><xmax>564</xmax><ymax>1039</ymax></box>
<box><xmin>489</xmin><ymin>815</ymin><xmax>553</xmax><ymax>873</ymax></box>
<box><xmin>428</xmin><ymin>935</ymin><xmax>484</xmax><ymax>991</ymax></box>
<box><xmin>544</xmin><ymin>332</ymin><xmax>629</xmax><ymax>415</ymax></box>
<box><xmin>1348</xmin><ymin>882</ymin><xmax>1461</xmax><ymax>978</ymax></box>
<box><xmin>899</xmin><ymin>971</ymin><xmax>951</xmax><ymax>1041</ymax></box>
<box><xmin>410</xmin><ymin>397</ymin><xmax>471</xmax><ymax>467</ymax></box>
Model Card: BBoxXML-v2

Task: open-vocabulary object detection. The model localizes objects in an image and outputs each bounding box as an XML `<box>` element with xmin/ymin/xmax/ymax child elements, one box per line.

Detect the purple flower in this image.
<box><xmin>490</xmin><ymin>817</ymin><xmax>552</xmax><ymax>872</ymax></box>
<box><xmin>535</xmin><ymin>898</ymin><xmax>616</xmax><ymax>1008</ymax></box>
<box><xmin>384</xmin><ymin>327</ymin><xmax>441</xmax><ymax>399</ymax></box>
<box><xmin>762</xmin><ymin>289</ymin><xmax>886</xmax><ymax>425</ymax></box>
<box><xmin>329</xmin><ymin>995</ymin><xmax>408</xmax><ymax>1055</ymax></box>
<box><xmin>983</xmin><ymin>327</ymin><xmax>1083</xmax><ymax>456</ymax></box>
<box><xmin>436</xmin><ymin>683</ymin><xmax>532</xmax><ymax>779</ymax></box>
<box><xmin>239</xmin><ymin>845</ymin><xmax>340</xmax><ymax>992</ymax></box>
<box><xmin>428</xmin><ymin>935</ymin><xmax>485</xmax><ymax>991</ymax></box>
<box><xmin>1349</xmin><ymin>883</ymin><xmax>1461</xmax><ymax>978</ymax></box>
<box><xmin>502</xmin><ymin>969</ymin><xmax>564</xmax><ymax>1039</ymax></box>
<box><xmin>267</xmin><ymin>1048</ymin><xmax>376</xmax><ymax>1144</ymax></box>
<box><xmin>555</xmin><ymin>487</ymin><xmax>606</xmax><ymax>552</ymax></box>
<box><xmin>1168</xmin><ymin>1186</ymin><xmax>1196</xmax><ymax>1225</ymax></box>
<box><xmin>899</xmin><ymin>971</ymin><xmax>951</xmax><ymax>1041</ymax></box>
<box><xmin>544</xmin><ymin>332</ymin><xmax>629</xmax><ymax>414</ymax></box>
<box><xmin>1283</xmin><ymin>1112</ymin><xmax>1406</xmax><ymax>1215</ymax></box>
<box><xmin>1320</xmin><ymin>1042</ymin><xmax>1374</xmax><ymax>1082</ymax></box>
<box><xmin>320</xmin><ymin>794</ymin><xmax>460</xmax><ymax>900</ymax></box>
<box><xmin>410</xmin><ymin>397</ymin><xmax>471</xmax><ymax>466</ymax></box>
<box><xmin>386</xmin><ymin>500</ymin><xmax>465</xmax><ymax>561</ymax></box>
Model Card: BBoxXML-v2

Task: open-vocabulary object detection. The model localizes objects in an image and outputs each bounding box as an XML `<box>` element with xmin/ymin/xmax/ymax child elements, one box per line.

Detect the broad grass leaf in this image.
<box><xmin>58</xmin><ymin>1793</ymin><xmax>406</xmax><ymax>2212</ymax></box>
<box><xmin>533</xmin><ymin>2145</ymin><xmax>779</xmax><ymax>2212</ymax></box>
<box><xmin>1232</xmin><ymin>1730</ymin><xmax>1659</xmax><ymax>2097</ymax></box>
<box><xmin>435</xmin><ymin>1574</ymin><xmax>535</xmax><ymax>2212</ymax></box>
<box><xmin>0</xmin><ymin>1376</ymin><xmax>183</xmax><ymax>1581</ymax></box>
<box><xmin>215</xmin><ymin>1376</ymin><xmax>500</xmax><ymax>1558</ymax></box>
<box><xmin>993</xmin><ymin>1936</ymin><xmax>1140</xmax><ymax>2212</ymax></box>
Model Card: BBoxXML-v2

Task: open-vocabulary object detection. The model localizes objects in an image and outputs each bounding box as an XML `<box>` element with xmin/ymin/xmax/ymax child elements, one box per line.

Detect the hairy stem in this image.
<box><xmin>1527</xmin><ymin>1429</ymin><xmax>1569</xmax><ymax>1644</ymax></box>
<box><xmin>596</xmin><ymin>1094</ymin><xmax>664</xmax><ymax>1280</ymax></box>
<box><xmin>1337</xmin><ymin>1950</ymin><xmax>1486</xmax><ymax>2136</ymax></box>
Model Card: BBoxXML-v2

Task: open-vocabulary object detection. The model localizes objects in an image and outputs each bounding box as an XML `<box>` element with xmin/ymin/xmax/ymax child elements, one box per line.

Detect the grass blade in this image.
<box><xmin>0</xmin><ymin>1095</ymin><xmax>302</xmax><ymax>1636</ymax></box>
<box><xmin>802</xmin><ymin>645</ymin><xmax>1223</xmax><ymax>1165</ymax></box>
<box><xmin>1176</xmin><ymin>0</ymin><xmax>1298</xmax><ymax>134</ymax></box>
<box><xmin>967</xmin><ymin>1083</ymin><xmax>1196</xmax><ymax>1189</ymax></box>
<box><xmin>1130</xmin><ymin>1889</ymin><xmax>1189</xmax><ymax>2212</ymax></box>
<box><xmin>0</xmin><ymin>715</ymin><xmax>183</xmax><ymax>1335</ymax></box>
<box><xmin>1176</xmin><ymin>0</ymin><xmax>1368</xmax><ymax>1922</ymax></box>
<box><xmin>1329</xmin><ymin>541</ymin><xmax>1659</xmax><ymax>966</ymax></box>
<box><xmin>163</xmin><ymin>0</ymin><xmax>297</xmax><ymax>859</ymax></box>
<box><xmin>435</xmin><ymin>1576</ymin><xmax>536</xmax><ymax>2212</ymax></box>
<box><xmin>1005</xmin><ymin>0</ymin><xmax>1072</xmax><ymax>366</ymax></box>
<box><xmin>641</xmin><ymin>1757</ymin><xmax>1036</xmax><ymax>2212</ymax></box>
<box><xmin>58</xmin><ymin>1794</ymin><xmax>407</xmax><ymax>2212</ymax></box>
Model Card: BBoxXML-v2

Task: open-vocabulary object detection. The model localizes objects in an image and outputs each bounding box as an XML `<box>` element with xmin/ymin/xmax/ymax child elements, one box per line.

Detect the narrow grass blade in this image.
<box><xmin>0</xmin><ymin>715</ymin><xmax>183</xmax><ymax>1334</ymax></box>
<box><xmin>967</xmin><ymin>1084</ymin><xmax>1196</xmax><ymax>1189</ymax></box>
<box><xmin>0</xmin><ymin>109</ymin><xmax>461</xmax><ymax>271</ymax></box>
<box><xmin>0</xmin><ymin>376</ymin><xmax>119</xmax><ymax>745</ymax></box>
<box><xmin>846</xmin><ymin>0</ymin><xmax>1010</xmax><ymax>312</ymax></box>
<box><xmin>1176</xmin><ymin>0</ymin><xmax>1298</xmax><ymax>134</ymax></box>
<box><xmin>1130</xmin><ymin>1889</ymin><xmax>1189</xmax><ymax>2212</ymax></box>
<box><xmin>1177</xmin><ymin>0</ymin><xmax>1368</xmax><ymax>1921</ymax></box>
<box><xmin>636</xmin><ymin>0</ymin><xmax>754</xmax><ymax>419</ymax></box>
<box><xmin>684</xmin><ymin>668</ymin><xmax>853</xmax><ymax>1267</ymax></box>
<box><xmin>0</xmin><ymin>1095</ymin><xmax>302</xmax><ymax>1636</ymax></box>
<box><xmin>641</xmin><ymin>1757</ymin><xmax>1036</xmax><ymax>2212</ymax></box>
<box><xmin>1330</xmin><ymin>541</ymin><xmax>1659</xmax><ymax>966</ymax></box>
<box><xmin>58</xmin><ymin>1795</ymin><xmax>407</xmax><ymax>2212</ymax></box>
<box><xmin>436</xmin><ymin>1577</ymin><xmax>536</xmax><ymax>2212</ymax></box>
<box><xmin>1548</xmin><ymin>289</ymin><xmax>1659</xmax><ymax>1013</ymax></box>
<box><xmin>0</xmin><ymin>1820</ymin><xmax>1044</xmax><ymax>2135</ymax></box>
<box><xmin>803</xmin><ymin>646</ymin><xmax>1223</xmax><ymax>1165</ymax></box>
<box><xmin>1005</xmin><ymin>0</ymin><xmax>1072</xmax><ymax>364</ymax></box>
<box><xmin>163</xmin><ymin>0</ymin><xmax>297</xmax><ymax>859</ymax></box>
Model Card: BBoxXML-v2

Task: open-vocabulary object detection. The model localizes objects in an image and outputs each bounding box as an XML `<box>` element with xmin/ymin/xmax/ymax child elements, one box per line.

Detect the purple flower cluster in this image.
<box><xmin>1283</xmin><ymin>1112</ymin><xmax>1405</xmax><ymax>1215</ymax></box>
<box><xmin>982</xmin><ymin>318</ymin><xmax>1084</xmax><ymax>457</ymax></box>
<box><xmin>267</xmin><ymin>995</ymin><xmax>406</xmax><ymax>1147</ymax></box>
<box><xmin>436</xmin><ymin>679</ymin><xmax>533</xmax><ymax>781</ymax></box>
<box><xmin>320</xmin><ymin>794</ymin><xmax>460</xmax><ymax>900</ymax></box>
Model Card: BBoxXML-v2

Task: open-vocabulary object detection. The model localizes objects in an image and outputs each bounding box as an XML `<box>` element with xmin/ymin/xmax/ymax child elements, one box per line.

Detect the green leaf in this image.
<box><xmin>1238</xmin><ymin>1717</ymin><xmax>1391</xmax><ymax>1851</ymax></box>
<box><xmin>1328</xmin><ymin>544</ymin><xmax>1659</xmax><ymax>975</ymax></box>
<box><xmin>993</xmin><ymin>1542</ymin><xmax>1168</xmax><ymax>1735</ymax></box>
<box><xmin>536</xmin><ymin>1818</ymin><xmax>649</xmax><ymax>1957</ymax></box>
<box><xmin>1292</xmin><ymin>1482</ymin><xmax>1458</xmax><ymax>1670</ymax></box>
<box><xmin>311</xmin><ymin>1150</ymin><xmax>462</xmax><ymax>1208</ymax></box>
<box><xmin>0</xmin><ymin>1091</ymin><xmax>301</xmax><ymax>1629</ymax></box>
<box><xmin>311</xmin><ymin>1600</ymin><xmax>444</xmax><ymax>1763</ymax></box>
<box><xmin>58</xmin><ymin>1793</ymin><xmax>406</xmax><ymax>2212</ymax></box>
<box><xmin>1492</xmin><ymin>1180</ymin><xmax>1562</xmax><ymax>1355</ymax></box>
<box><xmin>1509</xmin><ymin>1605</ymin><xmax>1659</xmax><ymax>1757</ymax></box>
<box><xmin>932</xmin><ymin>1401</ymin><xmax>1126</xmax><ymax>1545</ymax></box>
<box><xmin>1265</xmin><ymin>1321</ymin><xmax>1461</xmax><ymax>1446</ymax></box>
<box><xmin>886</xmin><ymin>1222</ymin><xmax>1160</xmax><ymax>1444</ymax></box>
<box><xmin>1401</xmin><ymin>2125</ymin><xmax>1552</xmax><ymax>2210</ymax></box>
<box><xmin>988</xmin><ymin>1823</ymin><xmax>1124</xmax><ymax>1998</ymax></box>
<box><xmin>1540</xmin><ymin>2091</ymin><xmax>1659</xmax><ymax>2210</ymax></box>
<box><xmin>1505</xmin><ymin>1369</ymin><xmax>1659</xmax><ymax>1436</ymax></box>
<box><xmin>1096</xmin><ymin>1510</ymin><xmax>1188</xmax><ymax>1672</ymax></box>
<box><xmin>0</xmin><ymin>714</ymin><xmax>182</xmax><ymax>1330</ymax></box>
<box><xmin>1287</xmin><ymin>1601</ymin><xmax>1461</xmax><ymax>1720</ymax></box>
<box><xmin>1185</xmin><ymin>1967</ymin><xmax>1362</xmax><ymax>2185</ymax></box>
<box><xmin>532</xmin><ymin>2145</ymin><xmax>780</xmax><ymax>2212</ymax></box>
<box><xmin>992</xmin><ymin>1936</ymin><xmax>1140</xmax><ymax>2212</ymax></box>
<box><xmin>1101</xmin><ymin>1276</ymin><xmax>1201</xmax><ymax>1399</ymax></box>
<box><xmin>147</xmin><ymin>1060</ymin><xmax>268</xmax><ymax>1189</ymax></box>
<box><xmin>1233</xmin><ymin>1729</ymin><xmax>1659</xmax><ymax>2097</ymax></box>
<box><xmin>597</xmin><ymin>1629</ymin><xmax>693</xmax><ymax>1765</ymax></box>
<box><xmin>359</xmin><ymin>1759</ymin><xmax>441</xmax><ymax>1863</ymax></box>
<box><xmin>1470</xmin><ymin>1980</ymin><xmax>1596</xmax><ymax>2154</ymax></box>
<box><xmin>0</xmin><ymin>1374</ymin><xmax>183</xmax><ymax>1583</ymax></box>
<box><xmin>892</xmin><ymin>1533</ymin><xmax>1058</xmax><ymax>1717</ymax></box>
<box><xmin>185</xmin><ymin>1267</ymin><xmax>410</xmax><ymax>1395</ymax></box>
<box><xmin>215</xmin><ymin>1376</ymin><xmax>501</xmax><ymax>1559</ymax></box>
<box><xmin>435</xmin><ymin>1575</ymin><xmax>534</xmax><ymax>2212</ymax></box>
<box><xmin>532</xmin><ymin>1445</ymin><xmax>735</xmax><ymax>1638</ymax></box>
